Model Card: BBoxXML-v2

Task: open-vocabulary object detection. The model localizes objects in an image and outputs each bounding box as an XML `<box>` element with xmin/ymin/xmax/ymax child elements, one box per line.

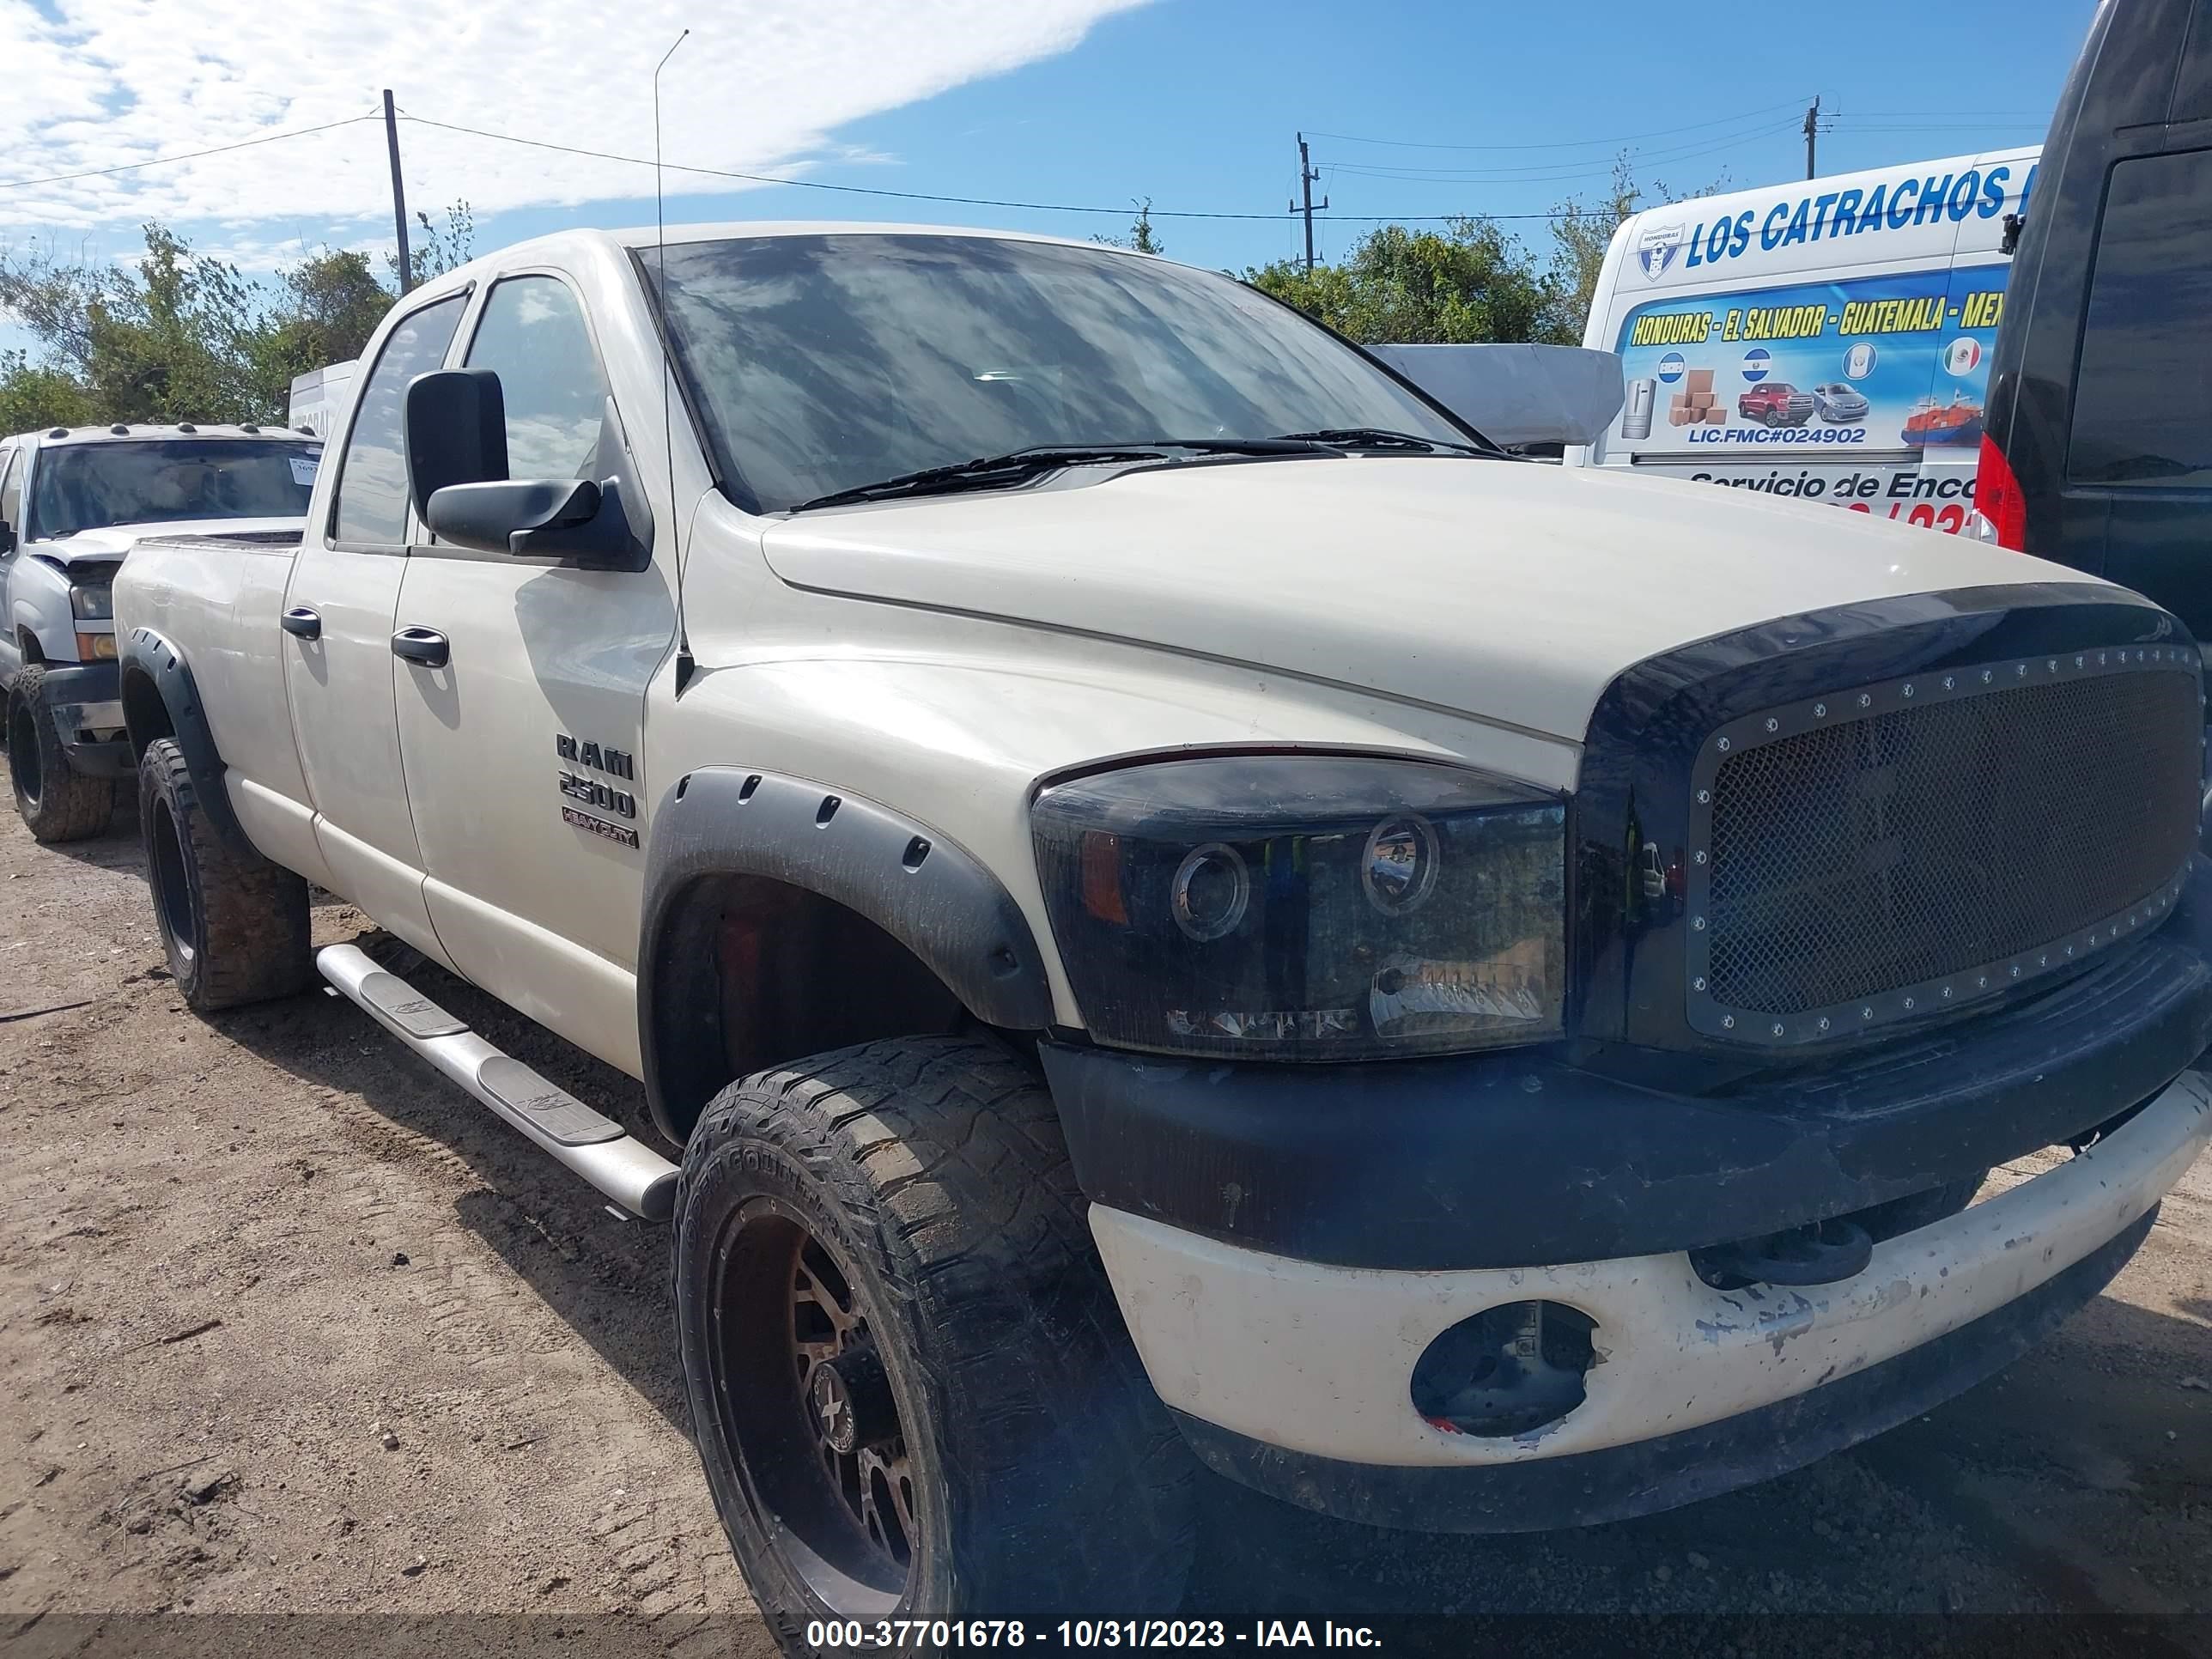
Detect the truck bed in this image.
<box><xmin>115</xmin><ymin>526</ymin><xmax>313</xmax><ymax>860</ymax></box>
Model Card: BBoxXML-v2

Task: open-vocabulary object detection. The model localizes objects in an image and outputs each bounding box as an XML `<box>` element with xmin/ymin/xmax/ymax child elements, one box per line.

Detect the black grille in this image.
<box><xmin>1695</xmin><ymin>656</ymin><xmax>2200</xmax><ymax>1030</ymax></box>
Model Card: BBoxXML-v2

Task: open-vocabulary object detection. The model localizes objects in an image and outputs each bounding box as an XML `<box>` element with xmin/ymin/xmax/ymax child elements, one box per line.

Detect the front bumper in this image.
<box><xmin>32</xmin><ymin>660</ymin><xmax>131</xmax><ymax>779</ymax></box>
<box><xmin>1091</xmin><ymin>1073</ymin><xmax>2209</xmax><ymax>1528</ymax></box>
<box><xmin>1045</xmin><ymin>858</ymin><xmax>2212</xmax><ymax>1272</ymax></box>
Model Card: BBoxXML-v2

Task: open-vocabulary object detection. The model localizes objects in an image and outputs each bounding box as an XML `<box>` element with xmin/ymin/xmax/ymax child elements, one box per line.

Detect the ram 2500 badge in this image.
<box><xmin>0</xmin><ymin>422</ymin><xmax>317</xmax><ymax>840</ymax></box>
<box><xmin>111</xmin><ymin>224</ymin><xmax>2212</xmax><ymax>1650</ymax></box>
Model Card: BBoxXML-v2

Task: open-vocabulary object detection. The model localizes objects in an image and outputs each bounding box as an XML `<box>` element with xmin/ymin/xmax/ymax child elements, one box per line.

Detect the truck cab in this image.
<box><xmin>1</xmin><ymin>422</ymin><xmax>318</xmax><ymax>839</ymax></box>
<box><xmin>112</xmin><ymin>222</ymin><xmax>2212</xmax><ymax>1647</ymax></box>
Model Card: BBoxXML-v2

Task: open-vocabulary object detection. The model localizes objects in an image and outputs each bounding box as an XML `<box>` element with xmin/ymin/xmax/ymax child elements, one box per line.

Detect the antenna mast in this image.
<box><xmin>655</xmin><ymin>28</ymin><xmax>693</xmax><ymax>691</ymax></box>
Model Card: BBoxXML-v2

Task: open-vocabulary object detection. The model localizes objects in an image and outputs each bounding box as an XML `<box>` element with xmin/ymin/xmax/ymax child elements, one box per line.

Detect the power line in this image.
<box><xmin>1831</xmin><ymin>108</ymin><xmax>2051</xmax><ymax>118</ymax></box>
<box><xmin>396</xmin><ymin>112</ymin><xmax>1591</xmax><ymax>222</ymax></box>
<box><xmin>1828</xmin><ymin>121</ymin><xmax>2048</xmax><ymax>132</ymax></box>
<box><xmin>0</xmin><ymin>113</ymin><xmax>380</xmax><ymax>191</ymax></box>
<box><xmin>1303</xmin><ymin>96</ymin><xmax>1815</xmax><ymax>153</ymax></box>
<box><xmin>0</xmin><ymin>99</ymin><xmax>1671</xmax><ymax>232</ymax></box>
<box><xmin>1322</xmin><ymin>119</ymin><xmax>1801</xmax><ymax>184</ymax></box>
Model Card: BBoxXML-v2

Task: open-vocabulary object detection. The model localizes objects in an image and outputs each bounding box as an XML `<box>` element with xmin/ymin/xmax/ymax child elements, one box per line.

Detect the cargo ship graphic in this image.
<box><xmin>1901</xmin><ymin>395</ymin><xmax>1985</xmax><ymax>448</ymax></box>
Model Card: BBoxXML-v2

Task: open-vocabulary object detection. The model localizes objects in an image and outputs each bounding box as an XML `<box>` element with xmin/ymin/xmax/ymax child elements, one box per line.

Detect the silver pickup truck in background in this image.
<box><xmin>0</xmin><ymin>423</ymin><xmax>319</xmax><ymax>839</ymax></box>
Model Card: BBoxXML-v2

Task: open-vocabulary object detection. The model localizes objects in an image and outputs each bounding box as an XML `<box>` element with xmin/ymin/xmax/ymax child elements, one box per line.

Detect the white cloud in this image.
<box><xmin>0</xmin><ymin>0</ymin><xmax>1146</xmax><ymax>250</ymax></box>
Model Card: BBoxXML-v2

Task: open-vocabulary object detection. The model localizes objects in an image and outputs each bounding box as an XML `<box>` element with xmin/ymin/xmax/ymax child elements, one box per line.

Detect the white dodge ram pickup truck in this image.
<box><xmin>0</xmin><ymin>422</ymin><xmax>317</xmax><ymax>839</ymax></box>
<box><xmin>112</xmin><ymin>224</ymin><xmax>2212</xmax><ymax>1641</ymax></box>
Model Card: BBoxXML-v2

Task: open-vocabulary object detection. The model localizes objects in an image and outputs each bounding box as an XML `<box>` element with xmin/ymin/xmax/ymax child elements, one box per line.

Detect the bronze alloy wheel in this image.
<box><xmin>710</xmin><ymin>1194</ymin><xmax>916</xmax><ymax>1619</ymax></box>
<box><xmin>676</xmin><ymin>1039</ymin><xmax>1196</xmax><ymax>1642</ymax></box>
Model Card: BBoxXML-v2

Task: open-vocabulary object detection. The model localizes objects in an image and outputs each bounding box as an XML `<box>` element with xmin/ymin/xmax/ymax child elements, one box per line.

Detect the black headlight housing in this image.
<box><xmin>1031</xmin><ymin>754</ymin><xmax>1566</xmax><ymax>1060</ymax></box>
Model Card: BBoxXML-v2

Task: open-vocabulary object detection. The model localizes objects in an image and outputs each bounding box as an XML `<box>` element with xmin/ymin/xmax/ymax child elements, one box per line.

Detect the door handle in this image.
<box><xmin>390</xmin><ymin>626</ymin><xmax>450</xmax><ymax>669</ymax></box>
<box><xmin>281</xmin><ymin>606</ymin><xmax>322</xmax><ymax>641</ymax></box>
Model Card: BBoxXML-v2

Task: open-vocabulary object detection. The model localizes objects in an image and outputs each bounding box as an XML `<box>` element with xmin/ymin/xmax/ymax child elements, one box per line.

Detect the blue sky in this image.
<box><xmin>2</xmin><ymin>0</ymin><xmax>2094</xmax><ymax>360</ymax></box>
<box><xmin>442</xmin><ymin>0</ymin><xmax>2093</xmax><ymax>273</ymax></box>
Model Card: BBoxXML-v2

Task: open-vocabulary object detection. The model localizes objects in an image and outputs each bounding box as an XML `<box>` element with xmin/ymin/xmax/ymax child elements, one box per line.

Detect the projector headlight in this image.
<box><xmin>1031</xmin><ymin>754</ymin><xmax>1566</xmax><ymax>1060</ymax></box>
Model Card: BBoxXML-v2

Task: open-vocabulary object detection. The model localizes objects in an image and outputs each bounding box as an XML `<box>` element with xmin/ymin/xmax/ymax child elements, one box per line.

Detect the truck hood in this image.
<box><xmin>30</xmin><ymin>515</ymin><xmax>304</xmax><ymax>576</ymax></box>
<box><xmin>760</xmin><ymin>458</ymin><xmax>2093</xmax><ymax>744</ymax></box>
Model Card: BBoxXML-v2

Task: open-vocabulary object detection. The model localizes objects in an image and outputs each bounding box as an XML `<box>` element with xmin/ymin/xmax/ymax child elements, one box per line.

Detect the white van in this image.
<box><xmin>286</xmin><ymin>359</ymin><xmax>358</xmax><ymax>440</ymax></box>
<box><xmin>1569</xmin><ymin>147</ymin><xmax>2038</xmax><ymax>536</ymax></box>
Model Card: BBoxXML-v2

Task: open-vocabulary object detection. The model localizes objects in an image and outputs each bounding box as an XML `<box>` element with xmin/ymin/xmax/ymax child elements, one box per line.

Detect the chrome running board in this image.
<box><xmin>316</xmin><ymin>942</ymin><xmax>678</xmax><ymax>1220</ymax></box>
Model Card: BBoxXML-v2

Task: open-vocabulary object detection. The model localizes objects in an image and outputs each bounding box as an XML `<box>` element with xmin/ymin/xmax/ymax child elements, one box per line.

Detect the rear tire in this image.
<box><xmin>137</xmin><ymin>736</ymin><xmax>313</xmax><ymax>1012</ymax></box>
<box><xmin>7</xmin><ymin>665</ymin><xmax>117</xmax><ymax>842</ymax></box>
<box><xmin>675</xmin><ymin>1035</ymin><xmax>1194</xmax><ymax>1655</ymax></box>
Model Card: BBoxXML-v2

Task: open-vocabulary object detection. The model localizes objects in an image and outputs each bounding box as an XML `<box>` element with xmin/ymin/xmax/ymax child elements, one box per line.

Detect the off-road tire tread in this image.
<box><xmin>138</xmin><ymin>737</ymin><xmax>313</xmax><ymax>1012</ymax></box>
<box><xmin>677</xmin><ymin>1035</ymin><xmax>1194</xmax><ymax>1644</ymax></box>
<box><xmin>8</xmin><ymin>665</ymin><xmax>117</xmax><ymax>842</ymax></box>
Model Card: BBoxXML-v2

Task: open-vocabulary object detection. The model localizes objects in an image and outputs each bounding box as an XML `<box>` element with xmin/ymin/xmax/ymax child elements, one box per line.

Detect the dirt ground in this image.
<box><xmin>2</xmin><ymin>790</ymin><xmax>2209</xmax><ymax>1656</ymax></box>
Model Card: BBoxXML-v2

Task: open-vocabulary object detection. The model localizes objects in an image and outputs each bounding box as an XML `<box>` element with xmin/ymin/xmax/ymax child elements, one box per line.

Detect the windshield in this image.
<box><xmin>648</xmin><ymin>234</ymin><xmax>1474</xmax><ymax>513</ymax></box>
<box><xmin>27</xmin><ymin>440</ymin><xmax>319</xmax><ymax>541</ymax></box>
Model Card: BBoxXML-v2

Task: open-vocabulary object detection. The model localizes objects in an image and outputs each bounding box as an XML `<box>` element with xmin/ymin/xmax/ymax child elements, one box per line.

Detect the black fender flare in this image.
<box><xmin>637</xmin><ymin>767</ymin><xmax>1056</xmax><ymax>1140</ymax></box>
<box><xmin>118</xmin><ymin>626</ymin><xmax>248</xmax><ymax>851</ymax></box>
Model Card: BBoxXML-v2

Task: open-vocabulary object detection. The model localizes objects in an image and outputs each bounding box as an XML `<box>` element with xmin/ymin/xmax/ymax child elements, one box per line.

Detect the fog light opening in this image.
<box><xmin>1411</xmin><ymin>1300</ymin><xmax>1596</xmax><ymax>1438</ymax></box>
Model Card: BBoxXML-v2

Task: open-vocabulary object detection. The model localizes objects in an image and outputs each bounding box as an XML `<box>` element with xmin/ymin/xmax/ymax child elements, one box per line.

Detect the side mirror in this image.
<box><xmin>405</xmin><ymin>368</ymin><xmax>509</xmax><ymax>520</ymax></box>
<box><xmin>424</xmin><ymin>477</ymin><xmax>649</xmax><ymax>572</ymax></box>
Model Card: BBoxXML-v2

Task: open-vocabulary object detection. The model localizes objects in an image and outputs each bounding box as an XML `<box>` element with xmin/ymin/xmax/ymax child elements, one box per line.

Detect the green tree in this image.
<box><xmin>1243</xmin><ymin>161</ymin><xmax>1734</xmax><ymax>350</ymax></box>
<box><xmin>1247</xmin><ymin>216</ymin><xmax>1552</xmax><ymax>344</ymax></box>
<box><xmin>0</xmin><ymin>208</ymin><xmax>476</xmax><ymax>432</ymax></box>
<box><xmin>80</xmin><ymin>225</ymin><xmax>264</xmax><ymax>423</ymax></box>
<box><xmin>389</xmin><ymin>200</ymin><xmax>476</xmax><ymax>291</ymax></box>
<box><xmin>246</xmin><ymin>247</ymin><xmax>398</xmax><ymax>417</ymax></box>
<box><xmin>0</xmin><ymin>349</ymin><xmax>98</xmax><ymax>433</ymax></box>
<box><xmin>1540</xmin><ymin>155</ymin><xmax>1732</xmax><ymax>342</ymax></box>
<box><xmin>1094</xmin><ymin>198</ymin><xmax>1164</xmax><ymax>256</ymax></box>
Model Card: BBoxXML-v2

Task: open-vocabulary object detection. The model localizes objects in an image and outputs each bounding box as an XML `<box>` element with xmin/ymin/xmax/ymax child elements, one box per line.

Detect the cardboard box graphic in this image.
<box><xmin>1703</xmin><ymin>405</ymin><xmax>1726</xmax><ymax>423</ymax></box>
<box><xmin>1684</xmin><ymin>368</ymin><xmax>1715</xmax><ymax>396</ymax></box>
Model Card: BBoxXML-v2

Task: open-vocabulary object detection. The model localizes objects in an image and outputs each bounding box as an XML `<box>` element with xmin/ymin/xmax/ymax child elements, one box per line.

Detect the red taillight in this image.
<box><xmin>1977</xmin><ymin>433</ymin><xmax>2027</xmax><ymax>550</ymax></box>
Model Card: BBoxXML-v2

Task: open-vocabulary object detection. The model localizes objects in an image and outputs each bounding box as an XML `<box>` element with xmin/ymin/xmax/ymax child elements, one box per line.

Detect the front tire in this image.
<box><xmin>7</xmin><ymin>665</ymin><xmax>117</xmax><ymax>842</ymax></box>
<box><xmin>137</xmin><ymin>736</ymin><xmax>313</xmax><ymax>1012</ymax></box>
<box><xmin>675</xmin><ymin>1036</ymin><xmax>1194</xmax><ymax>1654</ymax></box>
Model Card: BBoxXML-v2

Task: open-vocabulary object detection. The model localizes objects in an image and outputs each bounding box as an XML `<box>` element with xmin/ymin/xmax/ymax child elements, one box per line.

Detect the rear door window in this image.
<box><xmin>331</xmin><ymin>295</ymin><xmax>468</xmax><ymax>546</ymax></box>
<box><xmin>2067</xmin><ymin>149</ymin><xmax>2212</xmax><ymax>488</ymax></box>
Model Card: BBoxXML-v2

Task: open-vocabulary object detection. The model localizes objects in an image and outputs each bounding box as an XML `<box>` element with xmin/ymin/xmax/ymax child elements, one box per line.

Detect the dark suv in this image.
<box><xmin>1738</xmin><ymin>383</ymin><xmax>1814</xmax><ymax>427</ymax></box>
<box><xmin>1980</xmin><ymin>0</ymin><xmax>2212</xmax><ymax>644</ymax></box>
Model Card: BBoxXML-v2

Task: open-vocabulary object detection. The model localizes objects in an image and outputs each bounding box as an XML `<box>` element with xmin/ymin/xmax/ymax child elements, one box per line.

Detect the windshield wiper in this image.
<box><xmin>1274</xmin><ymin>426</ymin><xmax>1495</xmax><ymax>456</ymax></box>
<box><xmin>791</xmin><ymin>439</ymin><xmax>1333</xmax><ymax>512</ymax></box>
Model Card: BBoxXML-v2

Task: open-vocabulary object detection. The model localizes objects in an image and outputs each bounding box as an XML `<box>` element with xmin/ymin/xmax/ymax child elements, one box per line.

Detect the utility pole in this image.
<box><xmin>1802</xmin><ymin>96</ymin><xmax>1820</xmax><ymax>181</ymax></box>
<box><xmin>384</xmin><ymin>89</ymin><xmax>412</xmax><ymax>294</ymax></box>
<box><xmin>1292</xmin><ymin>133</ymin><xmax>1328</xmax><ymax>272</ymax></box>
